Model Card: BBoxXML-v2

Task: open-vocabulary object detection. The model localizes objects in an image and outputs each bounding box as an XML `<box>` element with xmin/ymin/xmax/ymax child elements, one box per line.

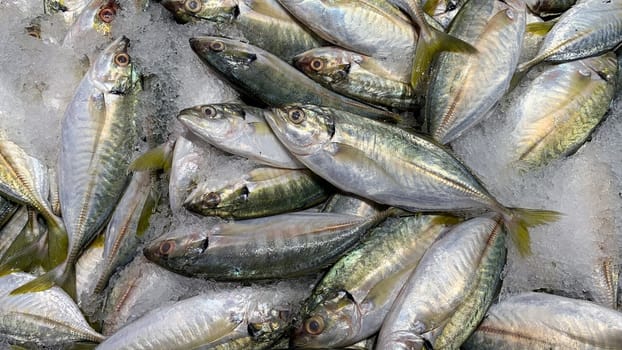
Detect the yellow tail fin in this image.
<box><xmin>10</xmin><ymin>261</ymin><xmax>76</xmax><ymax>300</ymax></box>
<box><xmin>503</xmin><ymin>208</ymin><xmax>562</xmax><ymax>256</ymax></box>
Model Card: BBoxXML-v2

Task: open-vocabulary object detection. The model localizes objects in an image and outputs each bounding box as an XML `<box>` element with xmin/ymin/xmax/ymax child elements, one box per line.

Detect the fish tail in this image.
<box><xmin>46</xmin><ymin>216</ymin><xmax>69</xmax><ymax>269</ymax></box>
<box><xmin>502</xmin><ymin>207</ymin><xmax>562</xmax><ymax>256</ymax></box>
<box><xmin>129</xmin><ymin>141</ymin><xmax>175</xmax><ymax>172</ymax></box>
<box><xmin>10</xmin><ymin>260</ymin><xmax>76</xmax><ymax>300</ymax></box>
<box><xmin>0</xmin><ymin>231</ymin><xmax>48</xmax><ymax>276</ymax></box>
<box><xmin>411</xmin><ymin>27</ymin><xmax>478</xmax><ymax>90</ymax></box>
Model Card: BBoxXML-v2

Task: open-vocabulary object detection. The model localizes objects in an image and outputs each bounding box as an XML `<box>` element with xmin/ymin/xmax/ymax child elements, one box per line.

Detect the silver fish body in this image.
<box><xmin>519</xmin><ymin>0</ymin><xmax>622</xmax><ymax>70</ymax></box>
<box><xmin>144</xmin><ymin>211</ymin><xmax>384</xmax><ymax>280</ymax></box>
<box><xmin>75</xmin><ymin>233</ymin><xmax>104</xmax><ymax>309</ymax></box>
<box><xmin>510</xmin><ymin>53</ymin><xmax>618</xmax><ymax>169</ymax></box>
<box><xmin>184</xmin><ymin>166</ymin><xmax>330</xmax><ymax>219</ymax></box>
<box><xmin>97</xmin><ymin>284</ymin><xmax>305</xmax><ymax>349</ymax></box>
<box><xmin>294</xmin><ymin>215</ymin><xmax>456</xmax><ymax>348</ymax></box>
<box><xmin>427</xmin><ymin>0</ymin><xmax>526</xmax><ymax>144</ymax></box>
<box><xmin>0</xmin><ymin>272</ymin><xmax>104</xmax><ymax>346</ymax></box>
<box><xmin>94</xmin><ymin>170</ymin><xmax>155</xmax><ymax>293</ymax></box>
<box><xmin>321</xmin><ymin>193</ymin><xmax>383</xmax><ymax>218</ymax></box>
<box><xmin>177</xmin><ymin>103</ymin><xmax>304</xmax><ymax>169</ymax></box>
<box><xmin>294</xmin><ymin>47</ymin><xmax>417</xmax><ymax>109</ymax></box>
<box><xmin>464</xmin><ymin>292</ymin><xmax>622</xmax><ymax>349</ymax></box>
<box><xmin>377</xmin><ymin>216</ymin><xmax>506</xmax><ymax>349</ymax></box>
<box><xmin>169</xmin><ymin>137</ymin><xmax>202</xmax><ymax>213</ymax></box>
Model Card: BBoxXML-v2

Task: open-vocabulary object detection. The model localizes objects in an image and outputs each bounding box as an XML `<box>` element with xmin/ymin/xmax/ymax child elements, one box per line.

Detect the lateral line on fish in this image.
<box><xmin>6</xmin><ymin>310</ymin><xmax>102</xmax><ymax>341</ymax></box>
<box><xmin>477</xmin><ymin>325</ymin><xmax>552</xmax><ymax>344</ymax></box>
<box><xmin>407</xmin><ymin>159</ymin><xmax>483</xmax><ymax>200</ymax></box>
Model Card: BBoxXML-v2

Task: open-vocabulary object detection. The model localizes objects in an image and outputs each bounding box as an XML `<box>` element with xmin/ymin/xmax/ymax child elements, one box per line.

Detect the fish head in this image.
<box><xmin>265</xmin><ymin>105</ymin><xmax>334</xmax><ymax>157</ymax></box>
<box><xmin>90</xmin><ymin>36</ymin><xmax>140</xmax><ymax>95</ymax></box>
<box><xmin>143</xmin><ymin>229</ymin><xmax>209</xmax><ymax>268</ymax></box>
<box><xmin>189</xmin><ymin>36</ymin><xmax>259</xmax><ymax>73</ymax></box>
<box><xmin>183</xmin><ymin>181</ymin><xmax>247</xmax><ymax>215</ymax></box>
<box><xmin>292</xmin><ymin>290</ymin><xmax>360</xmax><ymax>348</ymax></box>
<box><xmin>177</xmin><ymin>104</ymin><xmax>247</xmax><ymax>144</ymax></box>
<box><xmin>293</xmin><ymin>47</ymin><xmax>354</xmax><ymax>84</ymax></box>
<box><xmin>161</xmin><ymin>0</ymin><xmax>238</xmax><ymax>24</ymax></box>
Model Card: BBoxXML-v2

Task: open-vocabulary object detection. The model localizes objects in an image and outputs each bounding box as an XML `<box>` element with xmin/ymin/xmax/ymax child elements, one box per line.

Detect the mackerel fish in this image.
<box><xmin>188</xmin><ymin>36</ymin><xmax>401</xmax><ymax>123</ymax></box>
<box><xmin>377</xmin><ymin>216</ymin><xmax>506</xmax><ymax>349</ymax></box>
<box><xmin>94</xmin><ymin>169</ymin><xmax>156</xmax><ymax>293</ymax></box>
<box><xmin>294</xmin><ymin>47</ymin><xmax>417</xmax><ymax>110</ymax></box>
<box><xmin>11</xmin><ymin>36</ymin><xmax>141</xmax><ymax>297</ymax></box>
<box><xmin>265</xmin><ymin>105</ymin><xmax>560</xmax><ymax>255</ymax></box>
<box><xmin>464</xmin><ymin>292</ymin><xmax>622</xmax><ymax>349</ymax></box>
<box><xmin>63</xmin><ymin>0</ymin><xmax>119</xmax><ymax>47</ymax></box>
<box><xmin>184</xmin><ymin>166</ymin><xmax>330</xmax><ymax>219</ymax></box>
<box><xmin>427</xmin><ymin>0</ymin><xmax>526</xmax><ymax>144</ymax></box>
<box><xmin>97</xmin><ymin>284</ymin><xmax>306</xmax><ymax>349</ymax></box>
<box><xmin>510</xmin><ymin>52</ymin><xmax>618</xmax><ymax>169</ymax></box>
<box><xmin>519</xmin><ymin>0</ymin><xmax>622</xmax><ymax>72</ymax></box>
<box><xmin>0</xmin><ymin>272</ymin><xmax>104</xmax><ymax>346</ymax></box>
<box><xmin>294</xmin><ymin>215</ymin><xmax>457</xmax><ymax>348</ymax></box>
<box><xmin>177</xmin><ymin>103</ymin><xmax>305</xmax><ymax>169</ymax></box>
<box><xmin>144</xmin><ymin>211</ymin><xmax>386</xmax><ymax>280</ymax></box>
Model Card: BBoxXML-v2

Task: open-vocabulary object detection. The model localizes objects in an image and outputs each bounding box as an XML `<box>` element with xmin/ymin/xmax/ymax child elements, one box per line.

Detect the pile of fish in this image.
<box><xmin>0</xmin><ymin>0</ymin><xmax>621</xmax><ymax>348</ymax></box>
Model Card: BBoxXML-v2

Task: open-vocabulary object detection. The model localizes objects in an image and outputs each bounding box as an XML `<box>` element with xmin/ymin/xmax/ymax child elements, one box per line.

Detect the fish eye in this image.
<box><xmin>287</xmin><ymin>108</ymin><xmax>305</xmax><ymax>124</ymax></box>
<box><xmin>184</xmin><ymin>0</ymin><xmax>201</xmax><ymax>13</ymax></box>
<box><xmin>304</xmin><ymin>316</ymin><xmax>324</xmax><ymax>335</ymax></box>
<box><xmin>310</xmin><ymin>58</ymin><xmax>324</xmax><ymax>71</ymax></box>
<box><xmin>446</xmin><ymin>0</ymin><xmax>457</xmax><ymax>11</ymax></box>
<box><xmin>114</xmin><ymin>53</ymin><xmax>130</xmax><ymax>67</ymax></box>
<box><xmin>205</xmin><ymin>192</ymin><xmax>221</xmax><ymax>208</ymax></box>
<box><xmin>159</xmin><ymin>240</ymin><xmax>175</xmax><ymax>256</ymax></box>
<box><xmin>98</xmin><ymin>7</ymin><xmax>116</xmax><ymax>23</ymax></box>
<box><xmin>202</xmin><ymin>106</ymin><xmax>217</xmax><ymax>118</ymax></box>
<box><xmin>210</xmin><ymin>40</ymin><xmax>225</xmax><ymax>52</ymax></box>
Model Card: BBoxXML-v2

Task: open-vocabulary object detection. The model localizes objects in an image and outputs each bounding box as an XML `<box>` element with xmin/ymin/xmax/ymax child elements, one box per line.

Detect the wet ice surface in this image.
<box><xmin>0</xmin><ymin>0</ymin><xmax>621</xmax><ymax>348</ymax></box>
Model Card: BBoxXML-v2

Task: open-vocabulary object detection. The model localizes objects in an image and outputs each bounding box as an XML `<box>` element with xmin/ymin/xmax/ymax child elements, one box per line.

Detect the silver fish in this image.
<box><xmin>464</xmin><ymin>292</ymin><xmax>622</xmax><ymax>349</ymax></box>
<box><xmin>177</xmin><ymin>103</ymin><xmax>304</xmax><ymax>169</ymax></box>
<box><xmin>0</xmin><ymin>272</ymin><xmax>104</xmax><ymax>346</ymax></box>
<box><xmin>377</xmin><ymin>216</ymin><xmax>506</xmax><ymax>349</ymax></box>
<box><xmin>519</xmin><ymin>0</ymin><xmax>622</xmax><ymax>72</ymax></box>
<box><xmin>11</xmin><ymin>36</ymin><xmax>141</xmax><ymax>297</ymax></box>
<box><xmin>97</xmin><ymin>284</ymin><xmax>306</xmax><ymax>349</ymax></box>
<box><xmin>427</xmin><ymin>0</ymin><xmax>526</xmax><ymax>144</ymax></box>
<box><xmin>265</xmin><ymin>105</ymin><xmax>560</xmax><ymax>256</ymax></box>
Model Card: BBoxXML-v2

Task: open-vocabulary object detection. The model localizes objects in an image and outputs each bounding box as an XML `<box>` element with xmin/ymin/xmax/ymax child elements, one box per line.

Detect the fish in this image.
<box><xmin>11</xmin><ymin>36</ymin><xmax>141</xmax><ymax>297</ymax></box>
<box><xmin>188</xmin><ymin>36</ymin><xmax>401</xmax><ymax>123</ymax></box>
<box><xmin>184</xmin><ymin>166</ymin><xmax>331</xmax><ymax>219</ymax></box>
<box><xmin>377</xmin><ymin>216</ymin><xmax>506</xmax><ymax>349</ymax></box>
<box><xmin>0</xmin><ymin>140</ymin><xmax>67</xmax><ymax>269</ymax></box>
<box><xmin>518</xmin><ymin>0</ymin><xmax>622</xmax><ymax>72</ymax></box>
<box><xmin>0</xmin><ymin>207</ymin><xmax>29</xmax><ymax>259</ymax></box>
<box><xmin>463</xmin><ymin>292</ymin><xmax>622</xmax><ymax>349</ymax></box>
<box><xmin>94</xmin><ymin>170</ymin><xmax>156</xmax><ymax>294</ymax></box>
<box><xmin>277</xmin><ymin>0</ymin><xmax>417</xmax><ymax>79</ymax></box>
<box><xmin>264</xmin><ymin>104</ymin><xmax>561</xmax><ymax>255</ymax></box>
<box><xmin>293</xmin><ymin>215</ymin><xmax>457</xmax><ymax>348</ymax></box>
<box><xmin>177</xmin><ymin>103</ymin><xmax>305</xmax><ymax>169</ymax></box>
<box><xmin>0</xmin><ymin>272</ymin><xmax>104</xmax><ymax>346</ymax></box>
<box><xmin>97</xmin><ymin>284</ymin><xmax>306</xmax><ymax>349</ymax></box>
<box><xmin>144</xmin><ymin>211</ymin><xmax>387</xmax><ymax>280</ymax></box>
<box><xmin>293</xmin><ymin>47</ymin><xmax>418</xmax><ymax>110</ymax></box>
<box><xmin>427</xmin><ymin>0</ymin><xmax>526</xmax><ymax>144</ymax></box>
<box><xmin>510</xmin><ymin>52</ymin><xmax>618</xmax><ymax>169</ymax></box>
<box><xmin>62</xmin><ymin>0</ymin><xmax>119</xmax><ymax>47</ymax></box>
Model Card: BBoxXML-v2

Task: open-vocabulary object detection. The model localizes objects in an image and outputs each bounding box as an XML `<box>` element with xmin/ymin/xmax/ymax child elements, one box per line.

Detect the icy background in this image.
<box><xmin>0</xmin><ymin>0</ymin><xmax>620</xmax><ymax>346</ymax></box>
